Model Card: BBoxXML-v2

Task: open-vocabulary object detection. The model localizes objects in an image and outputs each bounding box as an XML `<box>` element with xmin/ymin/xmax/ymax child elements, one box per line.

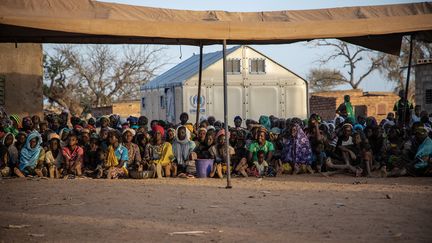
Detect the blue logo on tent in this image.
<box><xmin>190</xmin><ymin>95</ymin><xmax>205</xmax><ymax>108</ymax></box>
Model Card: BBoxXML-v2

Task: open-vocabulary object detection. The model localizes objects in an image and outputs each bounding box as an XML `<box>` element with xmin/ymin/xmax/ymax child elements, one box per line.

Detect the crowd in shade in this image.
<box><xmin>0</xmin><ymin>92</ymin><xmax>431</xmax><ymax>180</ymax></box>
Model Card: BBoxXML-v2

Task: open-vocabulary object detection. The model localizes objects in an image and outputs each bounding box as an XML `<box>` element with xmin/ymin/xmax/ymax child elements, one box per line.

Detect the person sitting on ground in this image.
<box><xmin>249</xmin><ymin>150</ymin><xmax>275</xmax><ymax>177</ymax></box>
<box><xmin>44</xmin><ymin>133</ymin><xmax>63</xmax><ymax>178</ymax></box>
<box><xmin>209</xmin><ymin>129</ymin><xmax>235</xmax><ymax>179</ymax></box>
<box><xmin>172</xmin><ymin>125</ymin><xmax>196</xmax><ymax>178</ymax></box>
<box><xmin>14</xmin><ymin>131</ymin><xmax>45</xmax><ymax>178</ymax></box>
<box><xmin>61</xmin><ymin>133</ymin><xmax>84</xmax><ymax>178</ymax></box>
<box><xmin>149</xmin><ymin>125</ymin><xmax>174</xmax><ymax>179</ymax></box>
<box><xmin>194</xmin><ymin>127</ymin><xmax>207</xmax><ymax>147</ymax></box>
<box><xmin>2</xmin><ymin>132</ymin><xmax>18</xmax><ymax>171</ymax></box>
<box><xmin>104</xmin><ymin>131</ymin><xmax>129</xmax><ymax>179</ymax></box>
<box><xmin>326</xmin><ymin>124</ymin><xmax>363</xmax><ymax>176</ymax></box>
<box><xmin>122</xmin><ymin>128</ymin><xmax>142</xmax><ymax>179</ymax></box>
<box><xmin>280</xmin><ymin>123</ymin><xmax>313</xmax><ymax>175</ymax></box>
<box><xmin>166</xmin><ymin>128</ymin><xmax>176</xmax><ymax>144</ymax></box>
<box><xmin>195</xmin><ymin>130</ymin><xmax>215</xmax><ymax>160</ymax></box>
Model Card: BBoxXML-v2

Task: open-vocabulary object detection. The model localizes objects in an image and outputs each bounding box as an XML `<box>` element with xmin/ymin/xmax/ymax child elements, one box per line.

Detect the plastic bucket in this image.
<box><xmin>195</xmin><ymin>159</ymin><xmax>214</xmax><ymax>178</ymax></box>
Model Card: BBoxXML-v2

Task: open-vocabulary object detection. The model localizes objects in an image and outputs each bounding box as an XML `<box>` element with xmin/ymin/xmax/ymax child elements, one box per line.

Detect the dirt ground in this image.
<box><xmin>0</xmin><ymin>175</ymin><xmax>431</xmax><ymax>243</ymax></box>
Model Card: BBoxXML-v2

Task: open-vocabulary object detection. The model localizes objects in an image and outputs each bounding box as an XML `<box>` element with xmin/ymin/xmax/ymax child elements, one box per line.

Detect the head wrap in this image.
<box><xmin>152</xmin><ymin>125</ymin><xmax>165</xmax><ymax>137</ymax></box>
<box><xmin>234</xmin><ymin>116</ymin><xmax>243</xmax><ymax>122</ymax></box>
<box><xmin>19</xmin><ymin>131</ymin><xmax>42</xmax><ymax>171</ymax></box>
<box><xmin>48</xmin><ymin>132</ymin><xmax>61</xmax><ymax>141</ymax></box>
<box><xmin>122</xmin><ymin>128</ymin><xmax>136</xmax><ymax>137</ymax></box>
<box><xmin>216</xmin><ymin>129</ymin><xmax>229</xmax><ymax>140</ymax></box>
<box><xmin>270</xmin><ymin>127</ymin><xmax>281</xmax><ymax>135</ymax></box>
<box><xmin>259</xmin><ymin>115</ymin><xmax>271</xmax><ymax>131</ymax></box>
<box><xmin>9</xmin><ymin>114</ymin><xmax>22</xmax><ymax>128</ymax></box>
<box><xmin>1</xmin><ymin>132</ymin><xmax>15</xmax><ymax>145</ymax></box>
<box><xmin>184</xmin><ymin>124</ymin><xmax>194</xmax><ymax>133</ymax></box>
<box><xmin>207</xmin><ymin>126</ymin><xmax>216</xmax><ymax>132</ymax></box>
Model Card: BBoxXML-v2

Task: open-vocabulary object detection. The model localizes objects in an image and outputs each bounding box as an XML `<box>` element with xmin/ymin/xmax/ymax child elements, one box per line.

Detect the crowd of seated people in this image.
<box><xmin>0</xmin><ymin>105</ymin><xmax>431</xmax><ymax>180</ymax></box>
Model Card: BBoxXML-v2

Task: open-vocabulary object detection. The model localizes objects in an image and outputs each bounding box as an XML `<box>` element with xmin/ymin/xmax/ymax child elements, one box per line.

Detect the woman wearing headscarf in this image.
<box><xmin>149</xmin><ymin>125</ymin><xmax>174</xmax><ymax>178</ymax></box>
<box><xmin>122</xmin><ymin>128</ymin><xmax>143</xmax><ymax>178</ymax></box>
<box><xmin>2</xmin><ymin>132</ymin><xmax>18</xmax><ymax>170</ymax></box>
<box><xmin>259</xmin><ymin>115</ymin><xmax>271</xmax><ymax>131</ymax></box>
<box><xmin>14</xmin><ymin>131</ymin><xmax>45</xmax><ymax>177</ymax></box>
<box><xmin>209</xmin><ymin>129</ymin><xmax>235</xmax><ymax>178</ymax></box>
<box><xmin>45</xmin><ymin>133</ymin><xmax>63</xmax><ymax>178</ymax></box>
<box><xmin>281</xmin><ymin>124</ymin><xmax>313</xmax><ymax>174</ymax></box>
<box><xmin>172</xmin><ymin>125</ymin><xmax>196</xmax><ymax>177</ymax></box>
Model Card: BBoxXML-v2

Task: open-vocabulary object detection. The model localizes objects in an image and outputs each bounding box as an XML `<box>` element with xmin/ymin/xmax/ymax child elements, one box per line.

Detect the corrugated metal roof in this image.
<box><xmin>141</xmin><ymin>46</ymin><xmax>241</xmax><ymax>90</ymax></box>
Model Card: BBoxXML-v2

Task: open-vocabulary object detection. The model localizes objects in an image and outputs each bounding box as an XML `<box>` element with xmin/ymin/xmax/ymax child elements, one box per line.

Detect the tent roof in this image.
<box><xmin>142</xmin><ymin>46</ymin><xmax>240</xmax><ymax>90</ymax></box>
<box><xmin>1</xmin><ymin>0</ymin><xmax>432</xmax><ymax>54</ymax></box>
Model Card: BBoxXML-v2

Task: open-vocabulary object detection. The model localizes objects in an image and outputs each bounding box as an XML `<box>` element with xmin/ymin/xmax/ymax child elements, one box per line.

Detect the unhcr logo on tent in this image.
<box><xmin>189</xmin><ymin>95</ymin><xmax>205</xmax><ymax>113</ymax></box>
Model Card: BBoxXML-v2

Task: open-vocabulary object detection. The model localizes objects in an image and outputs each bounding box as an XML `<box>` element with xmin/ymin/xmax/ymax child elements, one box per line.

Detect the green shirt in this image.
<box><xmin>248</xmin><ymin>141</ymin><xmax>275</xmax><ymax>162</ymax></box>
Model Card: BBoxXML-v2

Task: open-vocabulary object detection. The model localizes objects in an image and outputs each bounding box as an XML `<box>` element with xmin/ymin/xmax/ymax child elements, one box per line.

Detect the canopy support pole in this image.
<box><xmin>223</xmin><ymin>39</ymin><xmax>232</xmax><ymax>189</ymax></box>
<box><xmin>403</xmin><ymin>35</ymin><xmax>414</xmax><ymax>127</ymax></box>
<box><xmin>195</xmin><ymin>44</ymin><xmax>203</xmax><ymax>128</ymax></box>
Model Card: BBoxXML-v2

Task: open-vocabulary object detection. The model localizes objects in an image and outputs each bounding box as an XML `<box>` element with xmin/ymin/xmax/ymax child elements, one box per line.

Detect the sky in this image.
<box><xmin>45</xmin><ymin>0</ymin><xmax>424</xmax><ymax>92</ymax></box>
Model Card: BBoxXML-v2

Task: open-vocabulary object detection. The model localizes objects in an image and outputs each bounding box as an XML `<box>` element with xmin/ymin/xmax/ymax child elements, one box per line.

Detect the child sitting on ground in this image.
<box><xmin>249</xmin><ymin>150</ymin><xmax>275</xmax><ymax>177</ymax></box>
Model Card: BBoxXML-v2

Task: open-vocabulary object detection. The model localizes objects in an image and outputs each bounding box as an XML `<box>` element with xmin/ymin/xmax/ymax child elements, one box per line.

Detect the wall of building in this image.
<box><xmin>311</xmin><ymin>89</ymin><xmax>399</xmax><ymax>122</ymax></box>
<box><xmin>92</xmin><ymin>100</ymin><xmax>140</xmax><ymax>118</ymax></box>
<box><xmin>415</xmin><ymin>62</ymin><xmax>432</xmax><ymax>112</ymax></box>
<box><xmin>0</xmin><ymin>43</ymin><xmax>43</xmax><ymax>118</ymax></box>
<box><xmin>112</xmin><ymin>100</ymin><xmax>141</xmax><ymax>118</ymax></box>
<box><xmin>310</xmin><ymin>96</ymin><xmax>337</xmax><ymax>121</ymax></box>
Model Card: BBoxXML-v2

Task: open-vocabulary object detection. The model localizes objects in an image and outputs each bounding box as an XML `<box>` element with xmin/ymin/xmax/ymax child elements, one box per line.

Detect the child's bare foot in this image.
<box><xmin>14</xmin><ymin>168</ymin><xmax>25</xmax><ymax>178</ymax></box>
<box><xmin>306</xmin><ymin>165</ymin><xmax>314</xmax><ymax>174</ymax></box>
<box><xmin>380</xmin><ymin>166</ymin><xmax>387</xmax><ymax>178</ymax></box>
<box><xmin>293</xmin><ymin>165</ymin><xmax>300</xmax><ymax>175</ymax></box>
<box><xmin>355</xmin><ymin>168</ymin><xmax>363</xmax><ymax>177</ymax></box>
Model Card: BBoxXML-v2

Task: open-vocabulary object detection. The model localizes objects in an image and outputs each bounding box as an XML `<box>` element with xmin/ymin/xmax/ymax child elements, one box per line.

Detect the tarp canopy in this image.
<box><xmin>1</xmin><ymin>0</ymin><xmax>432</xmax><ymax>55</ymax></box>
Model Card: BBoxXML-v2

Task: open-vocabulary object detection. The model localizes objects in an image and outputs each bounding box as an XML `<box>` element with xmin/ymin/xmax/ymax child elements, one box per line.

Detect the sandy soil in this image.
<box><xmin>0</xmin><ymin>175</ymin><xmax>431</xmax><ymax>243</ymax></box>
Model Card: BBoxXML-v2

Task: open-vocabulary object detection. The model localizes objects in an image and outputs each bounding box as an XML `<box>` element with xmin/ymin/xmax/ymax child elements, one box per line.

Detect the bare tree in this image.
<box><xmin>44</xmin><ymin>44</ymin><xmax>167</xmax><ymax>115</ymax></box>
<box><xmin>307</xmin><ymin>68</ymin><xmax>346</xmax><ymax>92</ymax></box>
<box><xmin>310</xmin><ymin>40</ymin><xmax>383</xmax><ymax>89</ymax></box>
<box><xmin>378</xmin><ymin>36</ymin><xmax>432</xmax><ymax>100</ymax></box>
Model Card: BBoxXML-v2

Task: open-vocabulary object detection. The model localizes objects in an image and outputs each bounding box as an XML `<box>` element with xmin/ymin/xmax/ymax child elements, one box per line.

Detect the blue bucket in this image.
<box><xmin>195</xmin><ymin>159</ymin><xmax>214</xmax><ymax>178</ymax></box>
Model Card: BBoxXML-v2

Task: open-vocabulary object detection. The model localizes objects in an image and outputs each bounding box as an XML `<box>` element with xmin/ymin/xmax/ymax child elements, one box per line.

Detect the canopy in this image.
<box><xmin>0</xmin><ymin>0</ymin><xmax>432</xmax><ymax>54</ymax></box>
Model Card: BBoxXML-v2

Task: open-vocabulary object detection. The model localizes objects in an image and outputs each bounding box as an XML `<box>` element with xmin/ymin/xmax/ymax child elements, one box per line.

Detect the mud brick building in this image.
<box><xmin>310</xmin><ymin>89</ymin><xmax>399</xmax><ymax>122</ymax></box>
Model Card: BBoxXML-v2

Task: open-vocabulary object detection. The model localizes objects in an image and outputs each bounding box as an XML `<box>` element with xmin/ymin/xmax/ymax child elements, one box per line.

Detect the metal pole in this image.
<box><xmin>195</xmin><ymin>44</ymin><xmax>204</xmax><ymax>128</ymax></box>
<box><xmin>403</xmin><ymin>35</ymin><xmax>414</xmax><ymax>127</ymax></box>
<box><xmin>223</xmin><ymin>39</ymin><xmax>232</xmax><ymax>189</ymax></box>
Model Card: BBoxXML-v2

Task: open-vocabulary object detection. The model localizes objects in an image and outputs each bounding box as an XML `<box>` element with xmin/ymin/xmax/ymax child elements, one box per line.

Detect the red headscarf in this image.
<box><xmin>152</xmin><ymin>125</ymin><xmax>165</xmax><ymax>137</ymax></box>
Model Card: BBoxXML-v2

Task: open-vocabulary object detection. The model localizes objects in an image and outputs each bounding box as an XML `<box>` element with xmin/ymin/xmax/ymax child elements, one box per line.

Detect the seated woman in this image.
<box><xmin>14</xmin><ymin>131</ymin><xmax>45</xmax><ymax>178</ymax></box>
<box><xmin>209</xmin><ymin>129</ymin><xmax>235</xmax><ymax>178</ymax></box>
<box><xmin>104</xmin><ymin>131</ymin><xmax>129</xmax><ymax>179</ymax></box>
<box><xmin>62</xmin><ymin>133</ymin><xmax>84</xmax><ymax>178</ymax></box>
<box><xmin>122</xmin><ymin>128</ymin><xmax>142</xmax><ymax>179</ymax></box>
<box><xmin>149</xmin><ymin>125</ymin><xmax>174</xmax><ymax>178</ymax></box>
<box><xmin>280</xmin><ymin>124</ymin><xmax>313</xmax><ymax>174</ymax></box>
<box><xmin>172</xmin><ymin>126</ymin><xmax>196</xmax><ymax>177</ymax></box>
<box><xmin>231</xmin><ymin>130</ymin><xmax>249</xmax><ymax>177</ymax></box>
<box><xmin>194</xmin><ymin>127</ymin><xmax>207</xmax><ymax>147</ymax></box>
<box><xmin>44</xmin><ymin>133</ymin><xmax>63</xmax><ymax>178</ymax></box>
<box><xmin>2</xmin><ymin>132</ymin><xmax>19</xmax><ymax>171</ymax></box>
<box><xmin>194</xmin><ymin>130</ymin><xmax>215</xmax><ymax>159</ymax></box>
<box><xmin>247</xmin><ymin>129</ymin><xmax>274</xmax><ymax>170</ymax></box>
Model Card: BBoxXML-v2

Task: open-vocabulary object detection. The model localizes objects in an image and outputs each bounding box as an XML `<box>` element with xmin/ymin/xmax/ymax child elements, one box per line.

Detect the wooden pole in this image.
<box><xmin>222</xmin><ymin>39</ymin><xmax>232</xmax><ymax>189</ymax></box>
<box><xmin>195</xmin><ymin>44</ymin><xmax>204</xmax><ymax>128</ymax></box>
<box><xmin>403</xmin><ymin>35</ymin><xmax>414</xmax><ymax>127</ymax></box>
